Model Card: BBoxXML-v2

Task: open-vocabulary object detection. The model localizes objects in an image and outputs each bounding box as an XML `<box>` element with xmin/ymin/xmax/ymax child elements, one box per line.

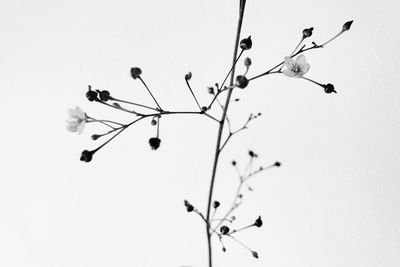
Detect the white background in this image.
<box><xmin>1</xmin><ymin>0</ymin><xmax>400</xmax><ymax>266</ymax></box>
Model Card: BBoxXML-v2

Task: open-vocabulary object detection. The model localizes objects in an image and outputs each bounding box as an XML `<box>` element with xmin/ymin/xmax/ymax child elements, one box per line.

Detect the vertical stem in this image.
<box><xmin>205</xmin><ymin>1</ymin><xmax>246</xmax><ymax>267</ymax></box>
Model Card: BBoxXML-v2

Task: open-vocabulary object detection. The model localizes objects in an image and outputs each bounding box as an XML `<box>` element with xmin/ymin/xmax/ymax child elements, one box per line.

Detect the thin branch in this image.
<box><xmin>205</xmin><ymin>1</ymin><xmax>247</xmax><ymax>266</ymax></box>
<box><xmin>138</xmin><ymin>76</ymin><xmax>163</xmax><ymax>111</ymax></box>
<box><xmin>185</xmin><ymin>78</ymin><xmax>202</xmax><ymax>111</ymax></box>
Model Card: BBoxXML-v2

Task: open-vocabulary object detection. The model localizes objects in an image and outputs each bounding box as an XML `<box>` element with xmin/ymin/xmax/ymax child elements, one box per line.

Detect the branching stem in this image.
<box><xmin>205</xmin><ymin>1</ymin><xmax>247</xmax><ymax>266</ymax></box>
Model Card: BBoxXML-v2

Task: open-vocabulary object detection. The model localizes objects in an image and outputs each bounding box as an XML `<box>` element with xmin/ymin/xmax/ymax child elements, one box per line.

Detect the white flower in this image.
<box><xmin>66</xmin><ymin>106</ymin><xmax>87</xmax><ymax>134</ymax></box>
<box><xmin>282</xmin><ymin>54</ymin><xmax>310</xmax><ymax>78</ymax></box>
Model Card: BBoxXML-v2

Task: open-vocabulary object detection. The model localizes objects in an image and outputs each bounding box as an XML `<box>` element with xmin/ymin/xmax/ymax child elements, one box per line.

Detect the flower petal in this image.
<box><xmin>66</xmin><ymin>122</ymin><xmax>78</xmax><ymax>132</ymax></box>
<box><xmin>295</xmin><ymin>54</ymin><xmax>306</xmax><ymax>65</ymax></box>
<box><xmin>301</xmin><ymin>63</ymin><xmax>310</xmax><ymax>74</ymax></box>
<box><xmin>283</xmin><ymin>69</ymin><xmax>296</xmax><ymax>77</ymax></box>
<box><xmin>68</xmin><ymin>108</ymin><xmax>77</xmax><ymax>118</ymax></box>
<box><xmin>77</xmin><ymin>122</ymin><xmax>85</xmax><ymax>134</ymax></box>
<box><xmin>294</xmin><ymin>72</ymin><xmax>305</xmax><ymax>78</ymax></box>
<box><xmin>75</xmin><ymin>106</ymin><xmax>86</xmax><ymax>120</ymax></box>
<box><xmin>284</xmin><ymin>56</ymin><xmax>295</xmax><ymax>70</ymax></box>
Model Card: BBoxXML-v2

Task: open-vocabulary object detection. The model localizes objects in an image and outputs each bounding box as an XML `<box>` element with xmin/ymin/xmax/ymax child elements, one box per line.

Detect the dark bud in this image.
<box><xmin>130</xmin><ymin>67</ymin><xmax>142</xmax><ymax>79</ymax></box>
<box><xmin>231</xmin><ymin>160</ymin><xmax>237</xmax><ymax>166</ymax></box>
<box><xmin>148</xmin><ymin>137</ymin><xmax>161</xmax><ymax>150</ymax></box>
<box><xmin>185</xmin><ymin>71</ymin><xmax>192</xmax><ymax>81</ymax></box>
<box><xmin>213</xmin><ymin>201</ymin><xmax>220</xmax><ymax>209</ymax></box>
<box><xmin>323</xmin><ymin>83</ymin><xmax>337</xmax><ymax>94</ymax></box>
<box><xmin>236</xmin><ymin>75</ymin><xmax>249</xmax><ymax>89</ymax></box>
<box><xmin>80</xmin><ymin>150</ymin><xmax>94</xmax><ymax>162</ymax></box>
<box><xmin>342</xmin><ymin>20</ymin><xmax>353</xmax><ymax>32</ymax></box>
<box><xmin>302</xmin><ymin>27</ymin><xmax>314</xmax><ymax>38</ymax></box>
<box><xmin>91</xmin><ymin>134</ymin><xmax>101</xmax><ymax>141</ymax></box>
<box><xmin>222</xmin><ymin>247</ymin><xmax>226</xmax><ymax>252</ymax></box>
<box><xmin>254</xmin><ymin>216</ymin><xmax>263</xmax><ymax>227</ymax></box>
<box><xmin>234</xmin><ymin>98</ymin><xmax>240</xmax><ymax>102</ymax></box>
<box><xmin>252</xmin><ymin>251</ymin><xmax>259</xmax><ymax>259</ymax></box>
<box><xmin>220</xmin><ymin>225</ymin><xmax>230</xmax><ymax>235</ymax></box>
<box><xmin>207</xmin><ymin>87</ymin><xmax>215</xmax><ymax>95</ymax></box>
<box><xmin>151</xmin><ymin>119</ymin><xmax>157</xmax><ymax>126</ymax></box>
<box><xmin>249</xmin><ymin>150</ymin><xmax>258</xmax><ymax>158</ymax></box>
<box><xmin>86</xmin><ymin>90</ymin><xmax>98</xmax><ymax>102</ymax></box>
<box><xmin>244</xmin><ymin>57</ymin><xmax>252</xmax><ymax>67</ymax></box>
<box><xmin>99</xmin><ymin>90</ymin><xmax>111</xmax><ymax>101</ymax></box>
<box><xmin>240</xmin><ymin>36</ymin><xmax>252</xmax><ymax>50</ymax></box>
<box><xmin>274</xmin><ymin>161</ymin><xmax>281</xmax><ymax>167</ymax></box>
<box><xmin>184</xmin><ymin>200</ymin><xmax>194</xmax><ymax>212</ymax></box>
<box><xmin>201</xmin><ymin>106</ymin><xmax>208</xmax><ymax>112</ymax></box>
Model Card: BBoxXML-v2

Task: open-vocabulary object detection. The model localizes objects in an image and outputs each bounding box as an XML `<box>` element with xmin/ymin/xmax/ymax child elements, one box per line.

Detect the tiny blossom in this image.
<box><xmin>80</xmin><ymin>150</ymin><xmax>93</xmax><ymax>162</ymax></box>
<box><xmin>302</xmin><ymin>27</ymin><xmax>314</xmax><ymax>38</ymax></box>
<box><xmin>282</xmin><ymin>55</ymin><xmax>310</xmax><ymax>78</ymax></box>
<box><xmin>220</xmin><ymin>225</ymin><xmax>230</xmax><ymax>235</ymax></box>
<box><xmin>323</xmin><ymin>83</ymin><xmax>337</xmax><ymax>94</ymax></box>
<box><xmin>342</xmin><ymin>20</ymin><xmax>353</xmax><ymax>32</ymax></box>
<box><xmin>236</xmin><ymin>75</ymin><xmax>249</xmax><ymax>89</ymax></box>
<box><xmin>240</xmin><ymin>36</ymin><xmax>252</xmax><ymax>50</ymax></box>
<box><xmin>274</xmin><ymin>161</ymin><xmax>281</xmax><ymax>167</ymax></box>
<box><xmin>130</xmin><ymin>67</ymin><xmax>142</xmax><ymax>79</ymax></box>
<box><xmin>86</xmin><ymin>90</ymin><xmax>98</xmax><ymax>102</ymax></box>
<box><xmin>66</xmin><ymin>106</ymin><xmax>87</xmax><ymax>134</ymax></box>
<box><xmin>251</xmin><ymin>251</ymin><xmax>259</xmax><ymax>259</ymax></box>
<box><xmin>185</xmin><ymin>71</ymin><xmax>192</xmax><ymax>80</ymax></box>
<box><xmin>244</xmin><ymin>57</ymin><xmax>252</xmax><ymax>67</ymax></box>
<box><xmin>213</xmin><ymin>201</ymin><xmax>220</xmax><ymax>209</ymax></box>
<box><xmin>184</xmin><ymin>200</ymin><xmax>194</xmax><ymax>212</ymax></box>
<box><xmin>98</xmin><ymin>90</ymin><xmax>111</xmax><ymax>101</ymax></box>
<box><xmin>149</xmin><ymin>137</ymin><xmax>161</xmax><ymax>150</ymax></box>
<box><xmin>254</xmin><ymin>216</ymin><xmax>263</xmax><ymax>227</ymax></box>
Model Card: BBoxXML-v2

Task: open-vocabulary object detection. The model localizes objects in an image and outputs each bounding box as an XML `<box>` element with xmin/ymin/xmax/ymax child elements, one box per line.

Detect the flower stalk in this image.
<box><xmin>205</xmin><ymin>1</ymin><xmax>247</xmax><ymax>266</ymax></box>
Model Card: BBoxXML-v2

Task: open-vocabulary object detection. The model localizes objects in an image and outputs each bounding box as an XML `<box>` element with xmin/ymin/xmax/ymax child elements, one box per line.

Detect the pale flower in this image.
<box><xmin>66</xmin><ymin>106</ymin><xmax>87</xmax><ymax>134</ymax></box>
<box><xmin>282</xmin><ymin>54</ymin><xmax>310</xmax><ymax>78</ymax></box>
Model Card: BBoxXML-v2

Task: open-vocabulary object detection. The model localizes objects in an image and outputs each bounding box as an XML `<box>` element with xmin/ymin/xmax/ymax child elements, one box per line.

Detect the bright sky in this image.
<box><xmin>1</xmin><ymin>0</ymin><xmax>399</xmax><ymax>266</ymax></box>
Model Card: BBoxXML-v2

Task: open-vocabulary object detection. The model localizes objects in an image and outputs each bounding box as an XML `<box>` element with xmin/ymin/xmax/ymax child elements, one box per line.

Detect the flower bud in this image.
<box><xmin>252</xmin><ymin>251</ymin><xmax>259</xmax><ymax>259</ymax></box>
<box><xmin>235</xmin><ymin>75</ymin><xmax>249</xmax><ymax>89</ymax></box>
<box><xmin>302</xmin><ymin>27</ymin><xmax>314</xmax><ymax>38</ymax></box>
<box><xmin>91</xmin><ymin>134</ymin><xmax>101</xmax><ymax>140</ymax></box>
<box><xmin>254</xmin><ymin>216</ymin><xmax>263</xmax><ymax>227</ymax></box>
<box><xmin>151</xmin><ymin>119</ymin><xmax>157</xmax><ymax>126</ymax></box>
<box><xmin>323</xmin><ymin>83</ymin><xmax>337</xmax><ymax>94</ymax></box>
<box><xmin>99</xmin><ymin>90</ymin><xmax>111</xmax><ymax>101</ymax></box>
<box><xmin>80</xmin><ymin>150</ymin><xmax>93</xmax><ymax>162</ymax></box>
<box><xmin>130</xmin><ymin>67</ymin><xmax>142</xmax><ymax>79</ymax></box>
<box><xmin>220</xmin><ymin>225</ymin><xmax>230</xmax><ymax>235</ymax></box>
<box><xmin>342</xmin><ymin>20</ymin><xmax>353</xmax><ymax>32</ymax></box>
<box><xmin>149</xmin><ymin>137</ymin><xmax>161</xmax><ymax>150</ymax></box>
<box><xmin>231</xmin><ymin>160</ymin><xmax>237</xmax><ymax>166</ymax></box>
<box><xmin>185</xmin><ymin>71</ymin><xmax>192</xmax><ymax>81</ymax></box>
<box><xmin>213</xmin><ymin>201</ymin><xmax>220</xmax><ymax>209</ymax></box>
<box><xmin>248</xmin><ymin>150</ymin><xmax>257</xmax><ymax>158</ymax></box>
<box><xmin>86</xmin><ymin>90</ymin><xmax>98</xmax><ymax>102</ymax></box>
<box><xmin>274</xmin><ymin>161</ymin><xmax>281</xmax><ymax>167</ymax></box>
<box><xmin>244</xmin><ymin>57</ymin><xmax>252</xmax><ymax>67</ymax></box>
<box><xmin>201</xmin><ymin>106</ymin><xmax>208</xmax><ymax>112</ymax></box>
<box><xmin>240</xmin><ymin>36</ymin><xmax>252</xmax><ymax>50</ymax></box>
<box><xmin>184</xmin><ymin>200</ymin><xmax>194</xmax><ymax>212</ymax></box>
<box><xmin>207</xmin><ymin>87</ymin><xmax>215</xmax><ymax>95</ymax></box>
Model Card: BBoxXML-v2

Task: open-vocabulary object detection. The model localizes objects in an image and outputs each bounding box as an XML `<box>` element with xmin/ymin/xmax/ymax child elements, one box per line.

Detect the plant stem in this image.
<box><xmin>205</xmin><ymin>1</ymin><xmax>246</xmax><ymax>266</ymax></box>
